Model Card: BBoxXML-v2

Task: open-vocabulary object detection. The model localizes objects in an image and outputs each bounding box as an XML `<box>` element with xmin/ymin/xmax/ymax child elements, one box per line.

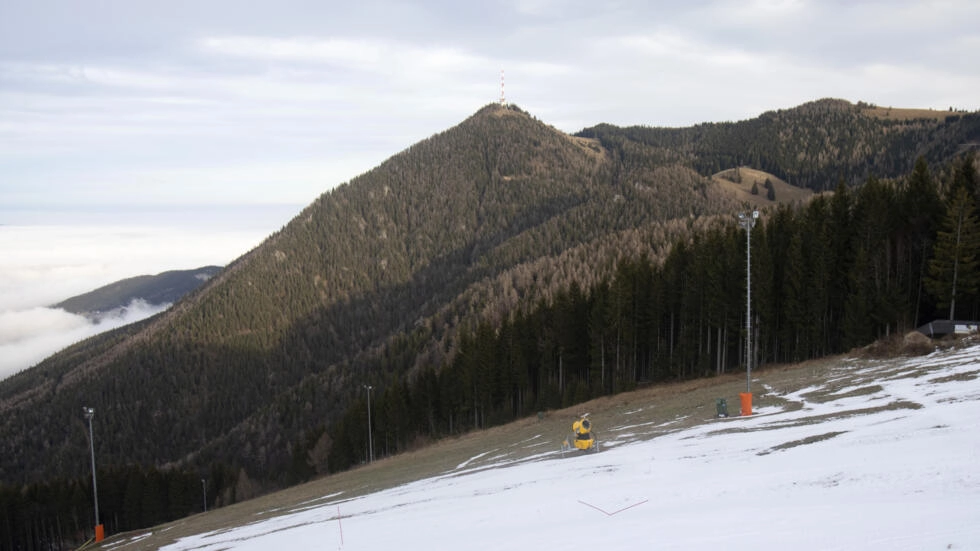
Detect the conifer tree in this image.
<box><xmin>952</xmin><ymin>154</ymin><xmax>978</xmax><ymax>199</ymax></box>
<box><xmin>842</xmin><ymin>247</ymin><xmax>873</xmax><ymax>349</ymax></box>
<box><xmin>902</xmin><ymin>156</ymin><xmax>942</xmax><ymax>324</ymax></box>
<box><xmin>926</xmin><ymin>186</ymin><xmax>980</xmax><ymax>319</ymax></box>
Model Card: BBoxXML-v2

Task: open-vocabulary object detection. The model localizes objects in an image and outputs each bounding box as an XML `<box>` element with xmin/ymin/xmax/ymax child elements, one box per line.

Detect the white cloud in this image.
<box><xmin>0</xmin><ymin>216</ymin><xmax>293</xmax><ymax>381</ymax></box>
<box><xmin>0</xmin><ymin>2</ymin><xmax>976</xmax><ymax>254</ymax></box>
<box><xmin>0</xmin><ymin>300</ymin><xmax>170</xmax><ymax>381</ymax></box>
<box><xmin>198</xmin><ymin>35</ymin><xmax>490</xmax><ymax>79</ymax></box>
<box><xmin>0</xmin><ymin>305</ymin><xmax>89</xmax><ymax>345</ymax></box>
<box><xmin>0</xmin><ymin>221</ymin><xmax>275</xmax><ymax>311</ymax></box>
<box><xmin>200</xmin><ymin>36</ymin><xmax>387</xmax><ymax>67</ymax></box>
<box><xmin>701</xmin><ymin>0</ymin><xmax>810</xmax><ymax>26</ymax></box>
<box><xmin>42</xmin><ymin>159</ymin><xmax>371</xmax><ymax>207</ymax></box>
<box><xmin>1</xmin><ymin>33</ymin><xmax>502</xmax><ymax>207</ymax></box>
<box><xmin>617</xmin><ymin>31</ymin><xmax>767</xmax><ymax>71</ymax></box>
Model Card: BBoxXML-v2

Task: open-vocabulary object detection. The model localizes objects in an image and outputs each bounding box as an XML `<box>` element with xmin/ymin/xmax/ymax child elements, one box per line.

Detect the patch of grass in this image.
<box><xmin>758</xmin><ymin>431</ymin><xmax>848</xmax><ymax>455</ymax></box>
<box><xmin>711</xmin><ymin>166</ymin><xmax>813</xmax><ymax>208</ymax></box>
<box><xmin>708</xmin><ymin>400</ymin><xmax>923</xmax><ymax>438</ymax></box>
<box><xmin>930</xmin><ymin>371</ymin><xmax>980</xmax><ymax>384</ymax></box>
<box><xmin>802</xmin><ymin>384</ymin><xmax>884</xmax><ymax>403</ymax></box>
<box><xmin>862</xmin><ymin>106</ymin><xmax>959</xmax><ymax>121</ymax></box>
<box><xmin>858</xmin><ymin>333</ymin><xmax>936</xmax><ymax>359</ymax></box>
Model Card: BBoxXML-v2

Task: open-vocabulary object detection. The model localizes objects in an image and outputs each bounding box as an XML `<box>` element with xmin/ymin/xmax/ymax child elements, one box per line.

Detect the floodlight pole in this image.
<box><xmin>202</xmin><ymin>478</ymin><xmax>207</xmax><ymax>512</ymax></box>
<box><xmin>364</xmin><ymin>385</ymin><xmax>374</xmax><ymax>463</ymax></box>
<box><xmin>737</xmin><ymin>211</ymin><xmax>759</xmax><ymax>395</ymax></box>
<box><xmin>83</xmin><ymin>407</ymin><xmax>102</xmax><ymax>541</ymax></box>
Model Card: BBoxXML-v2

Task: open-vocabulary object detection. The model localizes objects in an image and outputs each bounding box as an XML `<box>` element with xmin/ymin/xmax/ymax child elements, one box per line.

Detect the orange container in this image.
<box><xmin>95</xmin><ymin>524</ymin><xmax>105</xmax><ymax>542</ymax></box>
<box><xmin>739</xmin><ymin>392</ymin><xmax>753</xmax><ymax>416</ymax></box>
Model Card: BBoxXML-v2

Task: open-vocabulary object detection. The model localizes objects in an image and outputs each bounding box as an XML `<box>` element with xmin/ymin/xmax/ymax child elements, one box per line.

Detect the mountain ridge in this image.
<box><xmin>580</xmin><ymin>97</ymin><xmax>980</xmax><ymax>191</ymax></box>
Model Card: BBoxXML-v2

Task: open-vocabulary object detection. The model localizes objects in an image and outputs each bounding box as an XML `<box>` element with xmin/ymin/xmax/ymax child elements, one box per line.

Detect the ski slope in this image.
<box><xmin>110</xmin><ymin>342</ymin><xmax>980</xmax><ymax>550</ymax></box>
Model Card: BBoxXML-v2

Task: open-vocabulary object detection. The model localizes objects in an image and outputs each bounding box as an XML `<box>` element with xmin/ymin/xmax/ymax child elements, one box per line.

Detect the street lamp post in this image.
<box><xmin>202</xmin><ymin>478</ymin><xmax>207</xmax><ymax>512</ymax></box>
<box><xmin>737</xmin><ymin>211</ymin><xmax>759</xmax><ymax>415</ymax></box>
<box><xmin>364</xmin><ymin>385</ymin><xmax>374</xmax><ymax>463</ymax></box>
<box><xmin>83</xmin><ymin>407</ymin><xmax>104</xmax><ymax>542</ymax></box>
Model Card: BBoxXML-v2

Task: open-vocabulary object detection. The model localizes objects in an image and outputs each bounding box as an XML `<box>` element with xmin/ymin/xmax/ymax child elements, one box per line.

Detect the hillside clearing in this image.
<box><xmin>863</xmin><ymin>105</ymin><xmax>966</xmax><ymax>121</ymax></box>
<box><xmin>712</xmin><ymin>166</ymin><xmax>814</xmax><ymax>207</ymax></box>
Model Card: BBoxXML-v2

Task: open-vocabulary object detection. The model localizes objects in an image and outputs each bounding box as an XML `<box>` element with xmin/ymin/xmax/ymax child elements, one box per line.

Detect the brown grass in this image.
<box><xmin>862</xmin><ymin>106</ymin><xmax>961</xmax><ymax>121</ymax></box>
<box><xmin>711</xmin><ymin>166</ymin><xmax>814</xmax><ymax>208</ymax></box>
<box><xmin>568</xmin><ymin>135</ymin><xmax>605</xmax><ymax>159</ymax></box>
<box><xmin>758</xmin><ymin>431</ymin><xmax>848</xmax><ymax>455</ymax></box>
<box><xmin>855</xmin><ymin>330</ymin><xmax>957</xmax><ymax>360</ymax></box>
<box><xmin>929</xmin><ymin>370</ymin><xmax>980</xmax><ymax>384</ymax></box>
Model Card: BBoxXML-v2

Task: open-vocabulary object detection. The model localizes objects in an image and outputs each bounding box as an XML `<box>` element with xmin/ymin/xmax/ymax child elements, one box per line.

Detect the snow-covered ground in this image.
<box><xmin>111</xmin><ymin>343</ymin><xmax>980</xmax><ymax>550</ymax></box>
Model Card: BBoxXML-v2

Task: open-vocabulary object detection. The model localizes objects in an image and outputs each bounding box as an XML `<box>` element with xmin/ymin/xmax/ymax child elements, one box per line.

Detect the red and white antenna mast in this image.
<box><xmin>500</xmin><ymin>69</ymin><xmax>506</xmax><ymax>106</ymax></box>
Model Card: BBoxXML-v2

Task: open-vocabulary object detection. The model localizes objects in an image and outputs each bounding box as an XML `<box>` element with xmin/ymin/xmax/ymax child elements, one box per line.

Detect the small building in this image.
<box><xmin>916</xmin><ymin>320</ymin><xmax>980</xmax><ymax>339</ymax></box>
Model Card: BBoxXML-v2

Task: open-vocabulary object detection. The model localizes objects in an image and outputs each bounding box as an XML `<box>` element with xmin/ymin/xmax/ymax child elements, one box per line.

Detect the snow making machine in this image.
<box><xmin>561</xmin><ymin>413</ymin><xmax>598</xmax><ymax>454</ymax></box>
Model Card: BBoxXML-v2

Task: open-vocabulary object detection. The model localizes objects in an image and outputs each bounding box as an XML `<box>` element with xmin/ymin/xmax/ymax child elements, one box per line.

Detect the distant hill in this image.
<box><xmin>579</xmin><ymin>98</ymin><xmax>980</xmax><ymax>192</ymax></box>
<box><xmin>0</xmin><ymin>98</ymin><xmax>977</xmax><ymax>514</ymax></box>
<box><xmin>54</xmin><ymin>266</ymin><xmax>223</xmax><ymax>316</ymax></box>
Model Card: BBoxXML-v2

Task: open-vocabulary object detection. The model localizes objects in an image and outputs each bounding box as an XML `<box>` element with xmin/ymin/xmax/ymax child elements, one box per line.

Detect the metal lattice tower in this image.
<box><xmin>500</xmin><ymin>69</ymin><xmax>506</xmax><ymax>106</ymax></box>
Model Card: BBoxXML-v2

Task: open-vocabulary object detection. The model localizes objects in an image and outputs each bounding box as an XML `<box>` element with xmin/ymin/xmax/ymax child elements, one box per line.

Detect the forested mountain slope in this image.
<box><xmin>0</xmin><ymin>104</ymin><xmax>739</xmax><ymax>490</ymax></box>
<box><xmin>580</xmin><ymin>98</ymin><xmax>980</xmax><ymax>191</ymax></box>
<box><xmin>1</xmin><ymin>100</ymin><xmax>977</xmax><ymax>540</ymax></box>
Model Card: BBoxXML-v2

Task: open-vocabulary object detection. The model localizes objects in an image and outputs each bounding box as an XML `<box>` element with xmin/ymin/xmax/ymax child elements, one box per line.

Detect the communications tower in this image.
<box><xmin>500</xmin><ymin>69</ymin><xmax>506</xmax><ymax>106</ymax></box>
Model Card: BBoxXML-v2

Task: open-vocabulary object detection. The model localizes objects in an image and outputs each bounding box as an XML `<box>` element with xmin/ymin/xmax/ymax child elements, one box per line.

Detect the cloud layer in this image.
<box><xmin>0</xmin><ymin>301</ymin><xmax>169</xmax><ymax>381</ymax></box>
<box><xmin>2</xmin><ymin>1</ymin><xmax>978</xmax><ymax>210</ymax></box>
<box><xmin>0</xmin><ymin>209</ymin><xmax>288</xmax><ymax>380</ymax></box>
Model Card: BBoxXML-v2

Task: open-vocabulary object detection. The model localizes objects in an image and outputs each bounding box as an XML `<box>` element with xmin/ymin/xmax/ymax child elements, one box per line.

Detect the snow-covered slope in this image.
<box><xmin>110</xmin><ymin>342</ymin><xmax>980</xmax><ymax>550</ymax></box>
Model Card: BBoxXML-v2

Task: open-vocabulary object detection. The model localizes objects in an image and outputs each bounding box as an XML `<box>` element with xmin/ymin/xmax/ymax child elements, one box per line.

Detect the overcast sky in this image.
<box><xmin>1</xmin><ymin>0</ymin><xmax>979</xmax><ymax>379</ymax></box>
<box><xmin>3</xmin><ymin>0</ymin><xmax>979</xmax><ymax>212</ymax></box>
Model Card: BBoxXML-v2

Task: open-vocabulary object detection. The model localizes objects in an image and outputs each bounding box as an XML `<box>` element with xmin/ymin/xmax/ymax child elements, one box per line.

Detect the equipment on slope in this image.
<box><xmin>561</xmin><ymin>413</ymin><xmax>598</xmax><ymax>454</ymax></box>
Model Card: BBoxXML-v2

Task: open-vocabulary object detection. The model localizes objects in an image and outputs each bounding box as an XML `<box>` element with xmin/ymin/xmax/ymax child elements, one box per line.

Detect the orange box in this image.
<box><xmin>740</xmin><ymin>392</ymin><xmax>753</xmax><ymax>416</ymax></box>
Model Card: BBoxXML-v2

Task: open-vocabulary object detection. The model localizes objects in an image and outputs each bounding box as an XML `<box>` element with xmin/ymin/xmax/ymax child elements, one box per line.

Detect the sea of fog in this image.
<box><xmin>0</xmin><ymin>205</ymin><xmax>299</xmax><ymax>380</ymax></box>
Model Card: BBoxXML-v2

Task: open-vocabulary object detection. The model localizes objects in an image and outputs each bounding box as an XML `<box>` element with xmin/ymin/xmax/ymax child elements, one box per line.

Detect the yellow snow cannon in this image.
<box><xmin>561</xmin><ymin>414</ymin><xmax>598</xmax><ymax>454</ymax></box>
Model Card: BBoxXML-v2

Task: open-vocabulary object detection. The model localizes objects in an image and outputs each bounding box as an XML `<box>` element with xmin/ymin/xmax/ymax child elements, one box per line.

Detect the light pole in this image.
<box><xmin>363</xmin><ymin>385</ymin><xmax>374</xmax><ymax>463</ymax></box>
<box><xmin>737</xmin><ymin>211</ymin><xmax>759</xmax><ymax>415</ymax></box>
<box><xmin>202</xmin><ymin>478</ymin><xmax>207</xmax><ymax>512</ymax></box>
<box><xmin>83</xmin><ymin>407</ymin><xmax>104</xmax><ymax>542</ymax></box>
